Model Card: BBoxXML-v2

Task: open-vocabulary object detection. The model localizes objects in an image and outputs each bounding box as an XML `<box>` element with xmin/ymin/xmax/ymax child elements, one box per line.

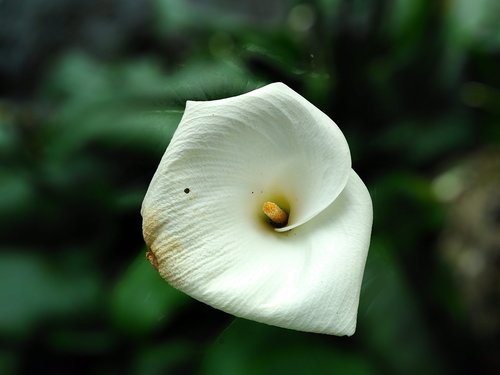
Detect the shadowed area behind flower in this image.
<box><xmin>1</xmin><ymin>0</ymin><xmax>500</xmax><ymax>373</ymax></box>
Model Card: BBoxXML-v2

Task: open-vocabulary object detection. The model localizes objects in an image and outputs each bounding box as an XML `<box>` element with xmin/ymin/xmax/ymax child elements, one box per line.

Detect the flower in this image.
<box><xmin>141</xmin><ymin>82</ymin><xmax>373</xmax><ymax>335</ymax></box>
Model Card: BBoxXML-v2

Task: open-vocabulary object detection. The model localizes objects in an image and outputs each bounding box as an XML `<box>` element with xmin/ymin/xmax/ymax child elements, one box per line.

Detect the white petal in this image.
<box><xmin>143</xmin><ymin>167</ymin><xmax>372</xmax><ymax>335</ymax></box>
<box><xmin>141</xmin><ymin>83</ymin><xmax>368</xmax><ymax>335</ymax></box>
<box><xmin>149</xmin><ymin>82</ymin><xmax>351</xmax><ymax>233</ymax></box>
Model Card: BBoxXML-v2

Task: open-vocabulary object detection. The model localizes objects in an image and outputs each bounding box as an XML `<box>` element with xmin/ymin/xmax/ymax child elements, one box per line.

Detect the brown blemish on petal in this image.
<box><xmin>142</xmin><ymin>208</ymin><xmax>164</xmax><ymax>249</ymax></box>
<box><xmin>142</xmin><ymin>207</ymin><xmax>187</xmax><ymax>288</ymax></box>
<box><xmin>156</xmin><ymin>241</ymin><xmax>184</xmax><ymax>284</ymax></box>
<box><xmin>148</xmin><ymin>238</ymin><xmax>187</xmax><ymax>289</ymax></box>
<box><xmin>146</xmin><ymin>249</ymin><xmax>159</xmax><ymax>271</ymax></box>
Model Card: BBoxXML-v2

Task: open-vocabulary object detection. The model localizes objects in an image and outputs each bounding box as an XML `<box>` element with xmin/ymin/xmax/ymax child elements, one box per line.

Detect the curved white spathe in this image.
<box><xmin>142</xmin><ymin>82</ymin><xmax>373</xmax><ymax>335</ymax></box>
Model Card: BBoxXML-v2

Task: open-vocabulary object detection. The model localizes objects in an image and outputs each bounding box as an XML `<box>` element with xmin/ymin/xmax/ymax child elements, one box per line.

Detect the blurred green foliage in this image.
<box><xmin>1</xmin><ymin>0</ymin><xmax>499</xmax><ymax>374</ymax></box>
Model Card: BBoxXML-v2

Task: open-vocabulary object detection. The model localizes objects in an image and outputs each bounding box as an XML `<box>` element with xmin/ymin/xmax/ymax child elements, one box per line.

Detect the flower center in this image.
<box><xmin>262</xmin><ymin>201</ymin><xmax>289</xmax><ymax>228</ymax></box>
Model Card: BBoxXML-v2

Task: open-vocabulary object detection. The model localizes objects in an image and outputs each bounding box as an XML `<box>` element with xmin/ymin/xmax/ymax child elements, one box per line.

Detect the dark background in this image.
<box><xmin>1</xmin><ymin>0</ymin><xmax>499</xmax><ymax>374</ymax></box>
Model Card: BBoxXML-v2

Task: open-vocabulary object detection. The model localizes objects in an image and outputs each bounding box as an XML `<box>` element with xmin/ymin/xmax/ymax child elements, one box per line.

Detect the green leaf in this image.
<box><xmin>109</xmin><ymin>252</ymin><xmax>190</xmax><ymax>336</ymax></box>
<box><xmin>0</xmin><ymin>251</ymin><xmax>100</xmax><ymax>338</ymax></box>
<box><xmin>358</xmin><ymin>240</ymin><xmax>447</xmax><ymax>375</ymax></box>
<box><xmin>201</xmin><ymin>320</ymin><xmax>376</xmax><ymax>375</ymax></box>
<box><xmin>133</xmin><ymin>341</ymin><xmax>195</xmax><ymax>375</ymax></box>
<box><xmin>41</xmin><ymin>52</ymin><xmax>260</xmax><ymax>159</ymax></box>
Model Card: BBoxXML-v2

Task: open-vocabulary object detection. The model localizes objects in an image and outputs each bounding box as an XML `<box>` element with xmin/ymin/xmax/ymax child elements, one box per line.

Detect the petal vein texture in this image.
<box><xmin>142</xmin><ymin>82</ymin><xmax>373</xmax><ymax>335</ymax></box>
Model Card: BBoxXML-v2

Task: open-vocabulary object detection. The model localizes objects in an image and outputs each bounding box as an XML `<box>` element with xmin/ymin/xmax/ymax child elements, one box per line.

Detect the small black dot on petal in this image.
<box><xmin>184</xmin><ymin>188</ymin><xmax>190</xmax><ymax>194</ymax></box>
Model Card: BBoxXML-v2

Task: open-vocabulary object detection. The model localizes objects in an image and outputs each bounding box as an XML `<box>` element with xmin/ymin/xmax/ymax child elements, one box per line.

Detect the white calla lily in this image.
<box><xmin>142</xmin><ymin>82</ymin><xmax>373</xmax><ymax>335</ymax></box>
